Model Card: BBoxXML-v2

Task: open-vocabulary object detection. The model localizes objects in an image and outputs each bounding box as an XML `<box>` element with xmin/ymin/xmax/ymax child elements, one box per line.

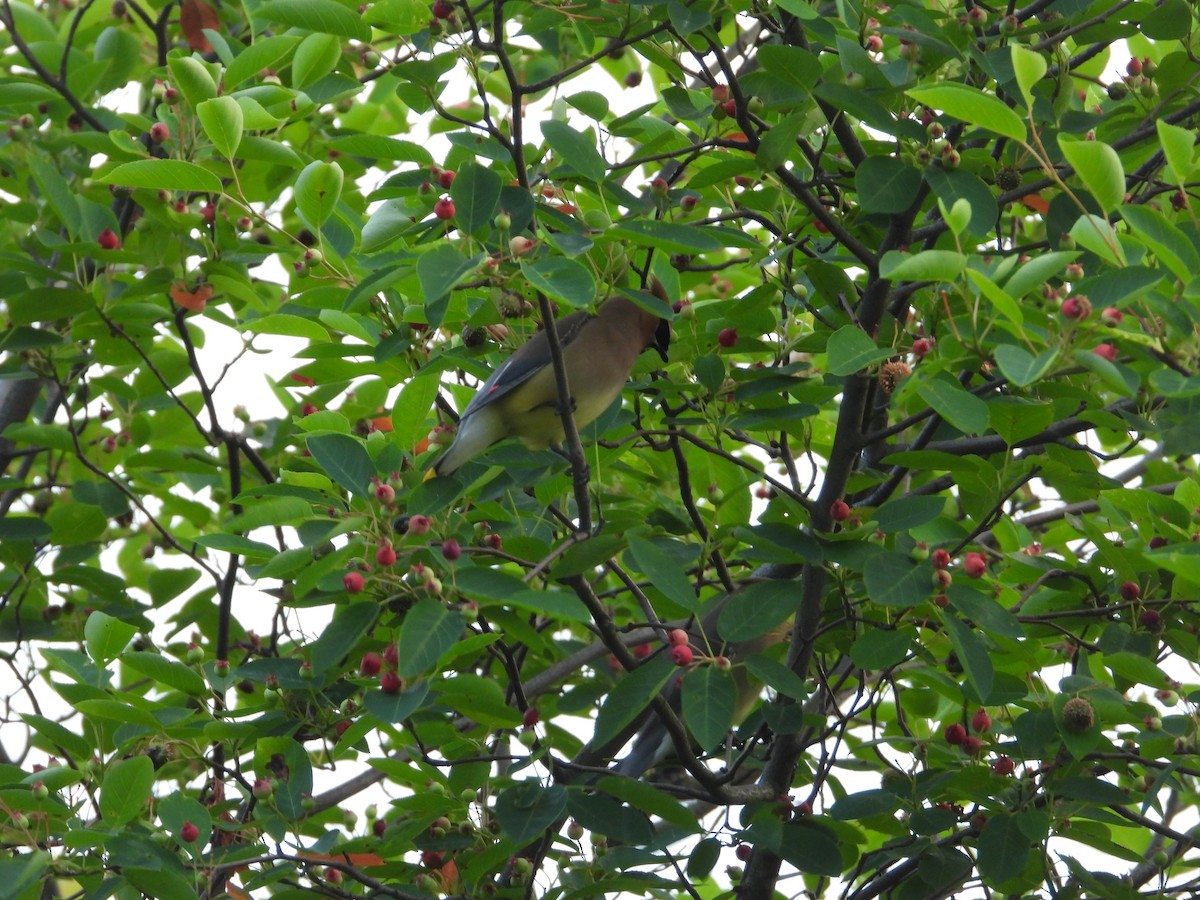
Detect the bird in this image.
<box><xmin>429</xmin><ymin>290</ymin><xmax>671</xmax><ymax>477</ymax></box>
<box><xmin>612</xmin><ymin>601</ymin><xmax>791</xmax><ymax>781</ymax></box>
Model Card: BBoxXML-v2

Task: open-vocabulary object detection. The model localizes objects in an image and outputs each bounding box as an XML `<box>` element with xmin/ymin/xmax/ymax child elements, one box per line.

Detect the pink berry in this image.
<box><xmin>670</xmin><ymin>644</ymin><xmax>693</xmax><ymax>666</ymax></box>
<box><xmin>633</xmin><ymin>642</ymin><xmax>652</xmax><ymax>658</ymax></box>
<box><xmin>971</xmin><ymin>708</ymin><xmax>992</xmax><ymax>733</ymax></box>
<box><xmin>1093</xmin><ymin>343</ymin><xmax>1117</xmax><ymax>362</ymax></box>
<box><xmin>384</xmin><ymin>644</ymin><xmax>399</xmax><ymax>668</ymax></box>
<box><xmin>522</xmin><ymin>707</ymin><xmax>540</xmax><ymax>729</ymax></box>
<box><xmin>668</xmin><ymin>628</ymin><xmax>690</xmax><ymax>646</ymax></box>
<box><xmin>375</xmin><ymin>483</ymin><xmax>396</xmax><ymax>503</ymax></box>
<box><xmin>434</xmin><ymin>197</ymin><xmax>455</xmax><ymax>220</ymax></box>
<box><xmin>375</xmin><ymin>545</ymin><xmax>397</xmax><ymax>566</ymax></box>
<box><xmin>380</xmin><ymin>671</ymin><xmax>403</xmax><ymax>693</ymax></box>
<box><xmin>438</xmin><ymin>169</ymin><xmax>455</xmax><ymax>188</ymax></box>
<box><xmin>407</xmin><ymin>515</ymin><xmax>431</xmax><ymax>535</ymax></box>
<box><xmin>830</xmin><ymin>499</ymin><xmax>851</xmax><ymax>522</ymax></box>
<box><xmin>961</xmin><ymin>735</ymin><xmax>984</xmax><ymax>754</ymax></box>
<box><xmin>932</xmin><ymin>548</ymin><xmax>952</xmax><ymax>569</ymax></box>
<box><xmin>911</xmin><ymin>337</ymin><xmax>931</xmax><ymax>358</ymax></box>
<box><xmin>963</xmin><ymin>552</ymin><xmax>987</xmax><ymax>578</ymax></box>
<box><xmin>1100</xmin><ymin>306</ymin><xmax>1124</xmax><ymax>326</ymax></box>
<box><xmin>343</xmin><ymin>571</ymin><xmax>365</xmax><ymax>593</ymax></box>
<box><xmin>150</xmin><ymin>122</ymin><xmax>170</xmax><ymax>142</ymax></box>
<box><xmin>360</xmin><ymin>652</ymin><xmax>382</xmax><ymax>676</ymax></box>
<box><xmin>1060</xmin><ymin>296</ymin><xmax>1091</xmax><ymax>319</ymax></box>
<box><xmin>1126</xmin><ymin>57</ymin><xmax>1142</xmax><ymax>76</ymax></box>
<box><xmin>181</xmin><ymin>821</ymin><xmax>200</xmax><ymax>842</ymax></box>
<box><xmin>718</xmin><ymin>327</ymin><xmax>738</xmax><ymax>348</ymax></box>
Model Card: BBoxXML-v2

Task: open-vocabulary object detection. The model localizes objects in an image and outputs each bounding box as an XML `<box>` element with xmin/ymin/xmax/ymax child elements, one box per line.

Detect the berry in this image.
<box><xmin>992</xmin><ymin>755</ymin><xmax>1015</xmax><ymax>775</ymax></box>
<box><xmin>944</xmin><ymin>722</ymin><xmax>967</xmax><ymax>745</ymax></box>
<box><xmin>971</xmin><ymin>708</ymin><xmax>992</xmax><ymax>733</ymax></box>
<box><xmin>1126</xmin><ymin>57</ymin><xmax>1142</xmax><ymax>76</ymax></box>
<box><xmin>181</xmin><ymin>821</ymin><xmax>200</xmax><ymax>842</ymax></box>
<box><xmin>933</xmin><ymin>593</ymin><xmax>950</xmax><ymax>608</ymax></box>
<box><xmin>1061</xmin><ymin>697</ymin><xmax>1094</xmax><ymax>732</ymax></box>
<box><xmin>1100</xmin><ymin>306</ymin><xmax>1123</xmax><ymax>326</ymax></box>
<box><xmin>1140</xmin><ymin>609</ymin><xmax>1163</xmax><ymax>631</ymax></box>
<box><xmin>865</xmin><ymin>34</ymin><xmax>883</xmax><ymax>52</ymax></box>
<box><xmin>431</xmin><ymin>0</ymin><xmax>453</xmax><ymax>18</ymax></box>
<box><xmin>961</xmin><ymin>735</ymin><xmax>984</xmax><ymax>754</ymax></box>
<box><xmin>375</xmin><ymin>483</ymin><xmax>396</xmax><ymax>503</ymax></box>
<box><xmin>1061</xmin><ymin>296</ymin><xmax>1091</xmax><ymax>319</ymax></box>
<box><xmin>718</xmin><ymin>327</ymin><xmax>738</xmax><ymax>348</ymax></box>
<box><xmin>1119</xmin><ymin>581</ymin><xmax>1141</xmax><ymax>601</ymax></box>
<box><xmin>668</xmin><ymin>628</ymin><xmax>690</xmax><ymax>646</ymax></box>
<box><xmin>624</xmin><ymin>70</ymin><xmax>642</xmax><ymax>88</ymax></box>
<box><xmin>408</xmin><ymin>515</ymin><xmax>432</xmax><ymax>535</ymax></box>
<box><xmin>381</xmin><ymin>671</ymin><xmax>403</xmax><ymax>693</ymax></box>
<box><xmin>253</xmin><ymin>778</ymin><xmax>274</xmax><ymax>799</ymax></box>
<box><xmin>441</xmin><ymin>538</ymin><xmax>461</xmax><ymax>561</ymax></box>
<box><xmin>373</xmin><ymin>818</ymin><xmax>387</xmax><ymax>837</ymax></box>
<box><xmin>966</xmin><ymin>6</ymin><xmax>986</xmax><ymax>26</ymax></box>
<box><xmin>150</xmin><ymin>122</ymin><xmax>170</xmax><ymax>142</ymax></box>
<box><xmin>97</xmin><ymin>228</ymin><xmax>120</xmax><ymax>250</ymax></box>
<box><xmin>633</xmin><ymin>642</ymin><xmax>652</xmax><ymax>658</ymax></box>
<box><xmin>830</xmin><ymin>499</ymin><xmax>851</xmax><ymax>522</ymax></box>
<box><xmin>437</xmin><ymin>169</ymin><xmax>455</xmax><ymax>188</ymax></box>
<box><xmin>384</xmin><ymin>644</ymin><xmax>399</xmax><ymax>668</ymax></box>
<box><xmin>509</xmin><ymin>235</ymin><xmax>534</xmax><ymax>256</ymax></box>
<box><xmin>650</xmin><ymin>176</ymin><xmax>669</xmax><ymax>196</ymax></box>
<box><xmin>434</xmin><ymin>197</ymin><xmax>455</xmax><ymax>220</ymax></box>
<box><xmin>722</xmin><ymin>99</ymin><xmax>737</xmax><ymax>117</ymax></box>
<box><xmin>522</xmin><ymin>707</ymin><xmax>540</xmax><ymax>729</ymax></box>
<box><xmin>911</xmin><ymin>337</ymin><xmax>931</xmax><ymax>358</ymax></box>
<box><xmin>670</xmin><ymin>644</ymin><xmax>693</xmax><ymax>666</ymax></box>
<box><xmin>735</xmin><ymin>843</ymin><xmax>752</xmax><ymax>861</ymax></box>
<box><xmin>200</xmin><ymin>203</ymin><xmax>216</xmax><ymax>224</ymax></box>
<box><xmin>343</xmin><ymin>571</ymin><xmax>365</xmax><ymax>594</ymax></box>
<box><xmin>932</xmin><ymin>548</ymin><xmax>952</xmax><ymax>569</ymax></box>
<box><xmin>376</xmin><ymin>544</ymin><xmax>397</xmax><ymax>566</ymax></box>
<box><xmin>963</xmin><ymin>552</ymin><xmax>987</xmax><ymax>579</ymax></box>
<box><xmin>420</xmin><ymin>849</ymin><xmax>445</xmax><ymax>869</ymax></box>
<box><xmin>711</xmin><ymin>84</ymin><xmax>730</xmax><ymax>104</ymax></box>
<box><xmin>1149</xmin><ymin>536</ymin><xmax>1168</xmax><ymax>549</ymax></box>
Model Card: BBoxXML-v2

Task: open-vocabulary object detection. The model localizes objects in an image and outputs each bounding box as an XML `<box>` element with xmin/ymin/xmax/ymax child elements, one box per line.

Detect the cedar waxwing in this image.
<box><xmin>613</xmin><ymin>601</ymin><xmax>791</xmax><ymax>780</ymax></box>
<box><xmin>430</xmin><ymin>293</ymin><xmax>670</xmax><ymax>476</ymax></box>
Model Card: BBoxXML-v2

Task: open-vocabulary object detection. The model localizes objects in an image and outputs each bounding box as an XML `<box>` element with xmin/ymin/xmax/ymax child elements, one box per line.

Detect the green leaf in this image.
<box><xmin>777</xmin><ymin>819</ymin><xmax>844</xmax><ymax>876</ymax></box>
<box><xmin>438</xmin><ymin>675</ymin><xmax>523</xmax><ymax>727</ymax></box>
<box><xmin>1010</xmin><ymin>45</ymin><xmax>1047</xmax><ymax>108</ymax></box>
<box><xmin>592</xmin><ymin>776</ymin><xmax>700</xmax><ymax>832</ymax></box>
<box><xmin>121</xmin><ymin>651</ymin><xmax>208</xmax><ymax>696</ymax></box>
<box><xmin>224</xmin><ymin>34</ymin><xmax>301</xmax><ymax>89</ymax></box>
<box><xmin>1003</xmin><ymin>251</ymin><xmax>1077</xmax><ymax>300</ymax></box>
<box><xmin>756</xmin><ymin>113</ymin><xmax>806</xmax><ymax>172</ymax></box>
<box><xmin>862</xmin><ymin>552</ymin><xmax>929</xmax><ymax>608</ymax></box>
<box><xmin>880</xmin><ymin>249</ymin><xmax>967</xmax><ymax>283</ymax></box>
<box><xmin>976</xmin><ymin>812</ymin><xmax>1031</xmax><ymax>887</ymax></box>
<box><xmin>606</xmin><ymin>220</ymin><xmax>724</xmax><ymax>254</ymax></box>
<box><xmin>167</xmin><ymin>56</ymin><xmax>217</xmax><ymax>107</ymax></box>
<box><xmin>392</xmin><ymin>374</ymin><xmax>439</xmax><ymax>453</ymax></box>
<box><xmin>1156</xmin><ymin>120</ymin><xmax>1195</xmax><ymax>186</ymax></box>
<box><xmin>625</xmin><ymin>536</ymin><xmax>697</xmax><ymax>613</ymax></box>
<box><xmin>993</xmin><ymin>344</ymin><xmax>1057</xmax><ymax>388</ymax></box>
<box><xmin>305</xmin><ymin>432</ymin><xmax>373</xmax><ymax>497</ymax></box>
<box><xmin>1120</xmin><ymin>204</ymin><xmax>1200</xmax><ymax>283</ymax></box>
<box><xmin>855</xmin><ymin>156</ymin><xmax>922</xmax><ymax>214</ymax></box>
<box><xmin>1070</xmin><ymin>214</ymin><xmax>1125</xmax><ymax>266</ymax></box>
<box><xmin>294</xmin><ymin>160</ymin><xmax>343</xmax><ymax>229</ymax></box>
<box><xmin>416</xmin><ymin>244</ymin><xmax>480</xmax><ymax>327</ymax></box>
<box><xmin>826</xmin><ymin>325</ymin><xmax>891</xmax><ymax>376</ymax></box>
<box><xmin>453</xmin><ymin>567</ymin><xmax>590</xmax><ymax>622</ymax></box>
<box><xmin>830</xmin><ymin>788</ymin><xmax>902</xmax><ymax>821</ymax></box>
<box><xmin>718</xmin><ymin>580</ymin><xmax>798</xmax><ymax>643</ymax></box>
<box><xmin>363</xmin><ymin>679</ymin><xmax>429</xmax><ymax>723</ymax></box>
<box><xmin>521</xmin><ymin>257</ymin><xmax>596</xmax><ymax>308</ymax></box>
<box><xmin>292</xmin><ymin>32</ymin><xmax>341</xmax><ymax>89</ymax></box>
<box><xmin>449</xmin><ymin>161</ymin><xmax>502</xmax><ymax>234</ymax></box>
<box><xmin>84</xmin><ymin>611</ymin><xmax>137</xmax><ymax>664</ymax></box>
<box><xmin>101</xmin><ymin>160</ymin><xmax>222</xmax><ymax>193</ymax></box>
<box><xmin>196</xmin><ymin>96</ymin><xmax>243</xmax><ymax>159</ymax></box>
<box><xmin>395</xmin><ymin>599</ymin><xmax>464</xmax><ymax>678</ymax></box>
<box><xmin>943</xmin><ymin>613</ymin><xmax>994</xmax><ymax>702</ymax></box>
<box><xmin>906</xmin><ymin>83</ymin><xmax>1025</xmax><ymax>142</ymax></box>
<box><xmin>310</xmin><ymin>601</ymin><xmax>377</xmax><ymax>676</ymax></box>
<box><xmin>1058</xmin><ymin>138</ymin><xmax>1125</xmax><ymax>213</ymax></box>
<box><xmin>592</xmin><ymin>654</ymin><xmax>674</xmax><ymax>749</ymax></box>
<box><xmin>542</xmin><ymin>120</ymin><xmax>605</xmax><ymax>183</ymax></box>
<box><xmin>255</xmin><ymin>0</ymin><xmax>372</xmax><ymax>40</ymax></box>
<box><xmin>681</xmin><ymin>666</ymin><xmax>737</xmax><ymax>752</ymax></box>
<box><xmin>99</xmin><ymin>756</ymin><xmax>154</xmax><ymax>827</ymax></box>
<box><xmin>494</xmin><ymin>781</ymin><xmax>568</xmax><ymax>844</ymax></box>
<box><xmin>965</xmin><ymin>269</ymin><xmax>1023</xmax><ymax>326</ymax></box>
<box><xmin>687</xmin><ymin>837</ymin><xmax>722</xmax><ymax>880</ymax></box>
<box><xmin>849</xmin><ymin>629</ymin><xmax>914</xmax><ymax>669</ymax></box>
<box><xmin>915</xmin><ymin>373</ymin><xmax>989</xmax><ymax>434</ymax></box>
<box><xmin>874</xmin><ymin>495</ymin><xmax>946</xmax><ymax>532</ymax></box>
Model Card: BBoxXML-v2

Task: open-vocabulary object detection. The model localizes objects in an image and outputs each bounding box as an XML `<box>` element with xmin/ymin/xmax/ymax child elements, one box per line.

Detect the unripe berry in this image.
<box><xmin>944</xmin><ymin>722</ymin><xmax>967</xmax><ymax>745</ymax></box>
<box><xmin>434</xmin><ymin>197</ymin><xmax>455</xmax><ymax>220</ymax></box>
<box><xmin>992</xmin><ymin>755</ymin><xmax>1015</xmax><ymax>775</ymax></box>
<box><xmin>407</xmin><ymin>515</ymin><xmax>432</xmax><ymax>535</ymax></box>
<box><xmin>343</xmin><ymin>571</ymin><xmax>365</xmax><ymax>593</ymax></box>
<box><xmin>181</xmin><ymin>821</ymin><xmax>200</xmax><ymax>842</ymax></box>
<box><xmin>97</xmin><ymin>228</ymin><xmax>120</xmax><ymax>250</ymax></box>
<box><xmin>669</xmin><ymin>628</ymin><xmax>690</xmax><ymax>646</ymax></box>
<box><xmin>441</xmin><ymin>538</ymin><xmax>461</xmax><ymax>561</ymax></box>
<box><xmin>381</xmin><ymin>670</ymin><xmax>403</xmax><ymax>693</ymax></box>
<box><xmin>1093</xmin><ymin>343</ymin><xmax>1117</xmax><ymax>362</ymax></box>
<box><xmin>717</xmin><ymin>327</ymin><xmax>738</xmax><ymax>348</ymax></box>
<box><xmin>1119</xmin><ymin>581</ymin><xmax>1140</xmax><ymax>601</ymax></box>
<box><xmin>971</xmin><ymin>708</ymin><xmax>991</xmax><ymax>733</ymax></box>
<box><xmin>671</xmin><ymin>644</ymin><xmax>694</xmax><ymax>666</ymax></box>
<box><xmin>150</xmin><ymin>122</ymin><xmax>170</xmax><ymax>142</ymax></box>
<box><xmin>830</xmin><ymin>499</ymin><xmax>851</xmax><ymax>521</ymax></box>
<box><xmin>932</xmin><ymin>548</ymin><xmax>952</xmax><ymax>569</ymax></box>
<box><xmin>963</xmin><ymin>552</ymin><xmax>987</xmax><ymax>578</ymax></box>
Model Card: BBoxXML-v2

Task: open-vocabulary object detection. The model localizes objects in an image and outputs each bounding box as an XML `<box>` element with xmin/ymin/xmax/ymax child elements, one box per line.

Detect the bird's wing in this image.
<box><xmin>457</xmin><ymin>310</ymin><xmax>595</xmax><ymax>421</ymax></box>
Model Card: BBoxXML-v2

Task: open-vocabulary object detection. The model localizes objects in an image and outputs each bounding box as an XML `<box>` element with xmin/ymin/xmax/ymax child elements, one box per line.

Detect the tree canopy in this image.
<box><xmin>2</xmin><ymin>0</ymin><xmax>1200</xmax><ymax>897</ymax></box>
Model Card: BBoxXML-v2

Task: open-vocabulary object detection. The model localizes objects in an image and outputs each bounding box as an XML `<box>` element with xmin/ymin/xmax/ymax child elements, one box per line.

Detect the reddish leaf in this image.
<box><xmin>170</xmin><ymin>282</ymin><xmax>214</xmax><ymax>312</ymax></box>
<box><xmin>180</xmin><ymin>0</ymin><xmax>219</xmax><ymax>53</ymax></box>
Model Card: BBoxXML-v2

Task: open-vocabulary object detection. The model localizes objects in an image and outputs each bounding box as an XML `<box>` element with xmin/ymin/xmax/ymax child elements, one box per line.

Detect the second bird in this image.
<box><xmin>430</xmin><ymin>292</ymin><xmax>670</xmax><ymax>476</ymax></box>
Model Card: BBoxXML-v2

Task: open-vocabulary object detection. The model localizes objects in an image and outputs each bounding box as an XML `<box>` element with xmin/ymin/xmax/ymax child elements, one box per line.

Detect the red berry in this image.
<box><xmin>624</xmin><ymin>70</ymin><xmax>642</xmax><ymax>88</ymax></box>
<box><xmin>522</xmin><ymin>707</ymin><xmax>540</xmax><ymax>729</ymax></box>
<box><xmin>376</xmin><ymin>545</ymin><xmax>397</xmax><ymax>566</ymax></box>
<box><xmin>971</xmin><ymin>708</ymin><xmax>992</xmax><ymax>733</ymax></box>
<box><xmin>421</xmin><ymin>850</ymin><xmax>444</xmax><ymax>868</ymax></box>
<box><xmin>650</xmin><ymin>176</ymin><xmax>669</xmax><ymax>196</ymax></box>
<box><xmin>963</xmin><ymin>552</ymin><xmax>987</xmax><ymax>579</ymax></box>
<box><xmin>150</xmin><ymin>122</ymin><xmax>170</xmax><ymax>142</ymax></box>
<box><xmin>334</xmin><ymin>720</ymin><xmax>352</xmax><ymax>739</ymax></box>
<box><xmin>1139</xmin><ymin>609</ymin><xmax>1163</xmax><ymax>631</ymax></box>
<box><xmin>1060</xmin><ymin>296</ymin><xmax>1091</xmax><ymax>319</ymax></box>
<box><xmin>343</xmin><ymin>571</ymin><xmax>365</xmax><ymax>593</ymax></box>
<box><xmin>718</xmin><ymin>327</ymin><xmax>738</xmax><ymax>348</ymax></box>
<box><xmin>1150</xmin><ymin>536</ymin><xmax>1169</xmax><ymax>549</ymax></box>
<box><xmin>722</xmin><ymin>98</ymin><xmax>737</xmax><ymax>117</ymax></box>
<box><xmin>735</xmin><ymin>843</ymin><xmax>752</xmax><ymax>861</ymax></box>
<box><xmin>200</xmin><ymin>203</ymin><xmax>216</xmax><ymax>224</ymax></box>
<box><xmin>992</xmin><ymin>755</ymin><xmax>1015</xmax><ymax>775</ymax></box>
<box><xmin>1119</xmin><ymin>581</ymin><xmax>1141</xmax><ymax>601</ymax></box>
<box><xmin>633</xmin><ymin>642</ymin><xmax>652</xmax><ymax>658</ymax></box>
<box><xmin>360</xmin><ymin>652</ymin><xmax>383</xmax><ymax>676</ymax></box>
<box><xmin>1100</xmin><ymin>306</ymin><xmax>1124</xmax><ymax>326</ymax></box>
<box><xmin>97</xmin><ymin>228</ymin><xmax>120</xmax><ymax>250</ymax></box>
<box><xmin>301</xmin><ymin>403</ymin><xmax>319</xmax><ymax>416</ymax></box>
<box><xmin>932</xmin><ymin>568</ymin><xmax>953</xmax><ymax>589</ymax></box>
<box><xmin>484</xmin><ymin>532</ymin><xmax>503</xmax><ymax>550</ymax></box>
<box><xmin>679</xmin><ymin>195</ymin><xmax>698</xmax><ymax>212</ymax></box>
<box><xmin>384</xmin><ymin>644</ymin><xmax>399</xmax><ymax>668</ymax></box>
<box><xmin>431</xmin><ymin>0</ymin><xmax>453</xmax><ymax>18</ymax></box>
<box><xmin>960</xmin><ymin>735</ymin><xmax>984</xmax><ymax>754</ymax></box>
<box><xmin>830</xmin><ymin>499</ymin><xmax>851</xmax><ymax>521</ymax></box>
<box><xmin>181</xmin><ymin>821</ymin><xmax>200</xmax><ymax>842</ymax></box>
<box><xmin>434</xmin><ymin>197</ymin><xmax>455</xmax><ymax>220</ymax></box>
<box><xmin>408</xmin><ymin>515</ymin><xmax>431</xmax><ymax>535</ymax></box>
<box><xmin>1093</xmin><ymin>343</ymin><xmax>1118</xmax><ymax>362</ymax></box>
<box><xmin>373</xmin><ymin>818</ymin><xmax>387</xmax><ymax>837</ymax></box>
<box><xmin>911</xmin><ymin>337</ymin><xmax>931</xmax><ymax>358</ymax></box>
<box><xmin>375</xmin><ymin>483</ymin><xmax>396</xmax><ymax>503</ymax></box>
<box><xmin>865</xmin><ymin>34</ymin><xmax>883</xmax><ymax>52</ymax></box>
<box><xmin>441</xmin><ymin>538</ymin><xmax>461</xmax><ymax>561</ymax></box>
<box><xmin>944</xmin><ymin>722</ymin><xmax>967</xmax><ymax>745</ymax></box>
<box><xmin>381</xmin><ymin>670</ymin><xmax>403</xmax><ymax>693</ymax></box>
<box><xmin>668</xmin><ymin>628</ymin><xmax>690</xmax><ymax>646</ymax></box>
<box><xmin>711</xmin><ymin>84</ymin><xmax>730</xmax><ymax>104</ymax></box>
<box><xmin>1126</xmin><ymin>57</ymin><xmax>1142</xmax><ymax>76</ymax></box>
<box><xmin>932</xmin><ymin>548</ymin><xmax>952</xmax><ymax>569</ymax></box>
<box><xmin>670</xmin><ymin>644</ymin><xmax>693</xmax><ymax>666</ymax></box>
<box><xmin>438</xmin><ymin>169</ymin><xmax>456</xmax><ymax>188</ymax></box>
<box><xmin>933</xmin><ymin>593</ymin><xmax>950</xmax><ymax>608</ymax></box>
